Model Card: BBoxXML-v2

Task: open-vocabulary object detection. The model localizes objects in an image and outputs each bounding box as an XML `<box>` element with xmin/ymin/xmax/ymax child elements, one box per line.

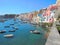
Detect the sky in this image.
<box><xmin>0</xmin><ymin>0</ymin><xmax>56</xmax><ymax>15</ymax></box>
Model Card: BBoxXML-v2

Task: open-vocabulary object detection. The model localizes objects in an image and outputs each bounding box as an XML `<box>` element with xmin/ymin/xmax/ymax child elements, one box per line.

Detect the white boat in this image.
<box><xmin>30</xmin><ymin>30</ymin><xmax>40</xmax><ymax>34</ymax></box>
<box><xmin>23</xmin><ymin>21</ymin><xmax>27</xmax><ymax>23</ymax></box>
<box><xmin>9</xmin><ymin>30</ymin><xmax>15</xmax><ymax>32</ymax></box>
<box><xmin>12</xmin><ymin>27</ymin><xmax>18</xmax><ymax>30</ymax></box>
<box><xmin>4</xmin><ymin>34</ymin><xmax>14</xmax><ymax>38</ymax></box>
<box><xmin>0</xmin><ymin>19</ymin><xmax>6</xmax><ymax>22</ymax></box>
<box><xmin>0</xmin><ymin>30</ymin><xmax>6</xmax><ymax>33</ymax></box>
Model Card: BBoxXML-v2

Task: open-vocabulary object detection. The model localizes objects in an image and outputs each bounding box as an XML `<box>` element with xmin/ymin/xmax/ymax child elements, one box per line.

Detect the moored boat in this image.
<box><xmin>0</xmin><ymin>30</ymin><xmax>6</xmax><ymax>33</ymax></box>
<box><xmin>30</xmin><ymin>30</ymin><xmax>40</xmax><ymax>34</ymax></box>
<box><xmin>4</xmin><ymin>34</ymin><xmax>14</xmax><ymax>38</ymax></box>
<box><xmin>12</xmin><ymin>27</ymin><xmax>18</xmax><ymax>30</ymax></box>
<box><xmin>9</xmin><ymin>30</ymin><xmax>16</xmax><ymax>32</ymax></box>
<box><xmin>0</xmin><ymin>19</ymin><xmax>6</xmax><ymax>22</ymax></box>
<box><xmin>4</xmin><ymin>26</ymin><xmax>10</xmax><ymax>28</ymax></box>
<box><xmin>23</xmin><ymin>21</ymin><xmax>27</xmax><ymax>23</ymax></box>
<box><xmin>10</xmin><ymin>24</ymin><xmax>14</xmax><ymax>25</ymax></box>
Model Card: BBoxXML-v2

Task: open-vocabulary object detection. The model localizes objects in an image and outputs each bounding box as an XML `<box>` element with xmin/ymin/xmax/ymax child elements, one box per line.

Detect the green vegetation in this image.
<box><xmin>42</xmin><ymin>23</ymin><xmax>53</xmax><ymax>27</ymax></box>
<box><xmin>43</xmin><ymin>27</ymin><xmax>50</xmax><ymax>32</ymax></box>
<box><xmin>56</xmin><ymin>14</ymin><xmax>60</xmax><ymax>34</ymax></box>
<box><xmin>57</xmin><ymin>14</ymin><xmax>60</xmax><ymax>20</ymax></box>
<box><xmin>41</xmin><ymin>23</ymin><xmax>53</xmax><ymax>32</ymax></box>
<box><xmin>56</xmin><ymin>24</ymin><xmax>60</xmax><ymax>30</ymax></box>
<box><xmin>57</xmin><ymin>26</ymin><xmax>60</xmax><ymax>31</ymax></box>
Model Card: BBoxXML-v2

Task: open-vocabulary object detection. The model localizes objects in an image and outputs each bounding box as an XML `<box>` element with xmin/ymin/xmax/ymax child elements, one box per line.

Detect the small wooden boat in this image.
<box><xmin>0</xmin><ymin>20</ymin><xmax>5</xmax><ymax>22</ymax></box>
<box><xmin>15</xmin><ymin>28</ymin><xmax>18</xmax><ymax>30</ymax></box>
<box><xmin>30</xmin><ymin>22</ymin><xmax>37</xmax><ymax>25</ymax></box>
<box><xmin>23</xmin><ymin>21</ymin><xmax>27</xmax><ymax>23</ymax></box>
<box><xmin>0</xmin><ymin>30</ymin><xmax>6</xmax><ymax>33</ymax></box>
<box><xmin>4</xmin><ymin>34</ymin><xmax>14</xmax><ymax>38</ymax></box>
<box><xmin>10</xmin><ymin>24</ymin><xmax>14</xmax><ymax>25</ymax></box>
<box><xmin>9</xmin><ymin>30</ymin><xmax>15</xmax><ymax>32</ymax></box>
<box><xmin>14</xmin><ymin>18</ymin><xmax>16</xmax><ymax>21</ymax></box>
<box><xmin>4</xmin><ymin>26</ymin><xmax>10</xmax><ymax>28</ymax></box>
<box><xmin>30</xmin><ymin>30</ymin><xmax>40</xmax><ymax>34</ymax></box>
<box><xmin>12</xmin><ymin>27</ymin><xmax>18</xmax><ymax>30</ymax></box>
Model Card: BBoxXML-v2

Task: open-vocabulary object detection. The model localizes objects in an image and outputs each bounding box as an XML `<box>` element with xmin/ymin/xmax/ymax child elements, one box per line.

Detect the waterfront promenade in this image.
<box><xmin>45</xmin><ymin>21</ymin><xmax>60</xmax><ymax>45</ymax></box>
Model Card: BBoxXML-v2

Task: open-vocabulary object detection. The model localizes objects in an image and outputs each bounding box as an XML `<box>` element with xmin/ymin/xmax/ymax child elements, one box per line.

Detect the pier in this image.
<box><xmin>45</xmin><ymin>21</ymin><xmax>60</xmax><ymax>45</ymax></box>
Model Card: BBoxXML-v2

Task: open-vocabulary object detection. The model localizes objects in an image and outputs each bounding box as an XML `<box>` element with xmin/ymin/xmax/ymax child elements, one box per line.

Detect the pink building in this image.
<box><xmin>42</xmin><ymin>7</ymin><xmax>55</xmax><ymax>23</ymax></box>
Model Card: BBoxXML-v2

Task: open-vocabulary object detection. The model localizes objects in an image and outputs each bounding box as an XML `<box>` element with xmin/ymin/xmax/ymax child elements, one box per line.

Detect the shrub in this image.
<box><xmin>57</xmin><ymin>26</ymin><xmax>60</xmax><ymax>31</ymax></box>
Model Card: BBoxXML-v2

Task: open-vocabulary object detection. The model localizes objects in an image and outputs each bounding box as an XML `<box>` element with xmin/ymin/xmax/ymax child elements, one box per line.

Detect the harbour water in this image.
<box><xmin>0</xmin><ymin>18</ymin><xmax>47</xmax><ymax>45</ymax></box>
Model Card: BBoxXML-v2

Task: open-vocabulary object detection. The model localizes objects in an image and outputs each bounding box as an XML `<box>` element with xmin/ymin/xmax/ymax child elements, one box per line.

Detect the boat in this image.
<box><xmin>15</xmin><ymin>28</ymin><xmax>18</xmax><ymax>30</ymax></box>
<box><xmin>12</xmin><ymin>27</ymin><xmax>18</xmax><ymax>30</ymax></box>
<box><xmin>30</xmin><ymin>30</ymin><xmax>40</xmax><ymax>34</ymax></box>
<box><xmin>23</xmin><ymin>21</ymin><xmax>27</xmax><ymax>23</ymax></box>
<box><xmin>10</xmin><ymin>24</ymin><xmax>14</xmax><ymax>25</ymax></box>
<box><xmin>0</xmin><ymin>19</ymin><xmax>6</xmax><ymax>22</ymax></box>
<box><xmin>4</xmin><ymin>34</ymin><xmax>14</xmax><ymax>38</ymax></box>
<box><xmin>14</xmin><ymin>18</ymin><xmax>16</xmax><ymax>21</ymax></box>
<box><xmin>0</xmin><ymin>30</ymin><xmax>6</xmax><ymax>33</ymax></box>
<box><xmin>9</xmin><ymin>30</ymin><xmax>15</xmax><ymax>32</ymax></box>
<box><xmin>30</xmin><ymin>22</ymin><xmax>37</xmax><ymax>25</ymax></box>
<box><xmin>4</xmin><ymin>26</ymin><xmax>10</xmax><ymax>28</ymax></box>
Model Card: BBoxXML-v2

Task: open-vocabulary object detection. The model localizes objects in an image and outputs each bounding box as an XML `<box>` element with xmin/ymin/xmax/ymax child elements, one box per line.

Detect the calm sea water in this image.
<box><xmin>0</xmin><ymin>18</ymin><xmax>47</xmax><ymax>45</ymax></box>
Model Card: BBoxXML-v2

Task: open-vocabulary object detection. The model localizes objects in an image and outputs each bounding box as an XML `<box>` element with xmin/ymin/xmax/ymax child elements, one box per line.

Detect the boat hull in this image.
<box><xmin>4</xmin><ymin>34</ymin><xmax>14</xmax><ymax>38</ymax></box>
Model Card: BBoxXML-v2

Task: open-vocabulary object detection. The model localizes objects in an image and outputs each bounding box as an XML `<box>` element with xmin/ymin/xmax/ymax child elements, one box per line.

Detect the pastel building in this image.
<box><xmin>37</xmin><ymin>7</ymin><xmax>56</xmax><ymax>23</ymax></box>
<box><xmin>17</xmin><ymin>1</ymin><xmax>59</xmax><ymax>23</ymax></box>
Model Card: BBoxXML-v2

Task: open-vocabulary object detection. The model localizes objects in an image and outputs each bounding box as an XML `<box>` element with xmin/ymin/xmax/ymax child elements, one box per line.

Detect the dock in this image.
<box><xmin>45</xmin><ymin>22</ymin><xmax>60</xmax><ymax>45</ymax></box>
